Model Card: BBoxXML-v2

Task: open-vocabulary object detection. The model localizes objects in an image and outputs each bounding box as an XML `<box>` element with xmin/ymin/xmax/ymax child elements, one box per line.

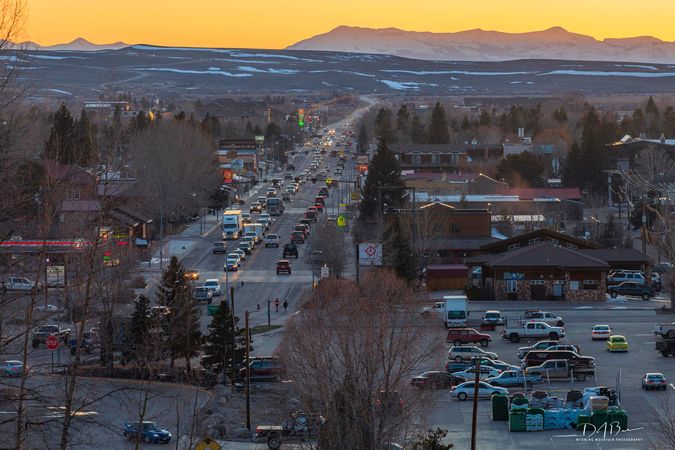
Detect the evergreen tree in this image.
<box><xmin>131</xmin><ymin>111</ymin><xmax>148</xmax><ymax>134</ymax></box>
<box><xmin>631</xmin><ymin>108</ymin><xmax>646</xmax><ymax>136</ymax></box>
<box><xmin>383</xmin><ymin>217</ymin><xmax>418</xmax><ymax>282</ymax></box>
<box><xmin>169</xmin><ymin>288</ymin><xmax>201</xmax><ymax>374</ymax></box>
<box><xmin>202</xmin><ymin>300</ymin><xmax>248</xmax><ymax>376</ymax></box>
<box><xmin>130</xmin><ymin>295</ymin><xmax>151</xmax><ymax>362</ymax></box>
<box><xmin>427</xmin><ymin>102</ymin><xmax>450</xmax><ymax>144</ymax></box>
<box><xmin>357</xmin><ymin>124</ymin><xmax>369</xmax><ymax>155</ymax></box>
<box><xmin>44</xmin><ymin>103</ymin><xmax>75</xmax><ymax>163</ymax></box>
<box><xmin>562</xmin><ymin>141</ymin><xmax>584</xmax><ymax>188</ymax></box>
<box><xmin>600</xmin><ymin>213</ymin><xmax>621</xmax><ymax>247</ymax></box>
<box><xmin>244</xmin><ymin>121</ymin><xmax>254</xmax><ymax>138</ymax></box>
<box><xmin>174</xmin><ymin>110</ymin><xmax>186</xmax><ymax>121</ymax></box>
<box><xmin>156</xmin><ymin>256</ymin><xmax>187</xmax><ymax>307</ymax></box>
<box><xmin>495</xmin><ymin>151</ymin><xmax>545</xmax><ymax>187</ymax></box>
<box><xmin>396</xmin><ymin>104</ymin><xmax>410</xmax><ymax>132</ymax></box>
<box><xmin>253</xmin><ymin>124</ymin><xmax>263</xmax><ymax>136</ymax></box>
<box><xmin>552</xmin><ymin>107</ymin><xmax>568</xmax><ymax>123</ymax></box>
<box><xmin>410</xmin><ymin>114</ymin><xmax>426</xmax><ymax>144</ymax></box>
<box><xmin>460</xmin><ymin>115</ymin><xmax>471</xmax><ymax>131</ymax></box>
<box><xmin>358</xmin><ymin>139</ymin><xmax>405</xmax><ymax>221</ymax></box>
<box><xmin>73</xmin><ymin>109</ymin><xmax>96</xmax><ymax>166</ymax></box>
<box><xmin>478</xmin><ymin>109</ymin><xmax>491</xmax><ymax>127</ymax></box>
<box><xmin>374</xmin><ymin>108</ymin><xmax>396</xmax><ymax>143</ymax></box>
<box><xmin>646</xmin><ymin>96</ymin><xmax>659</xmax><ymax>116</ymax></box>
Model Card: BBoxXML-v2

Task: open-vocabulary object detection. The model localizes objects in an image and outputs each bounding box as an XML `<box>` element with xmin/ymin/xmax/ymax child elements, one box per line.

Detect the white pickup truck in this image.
<box><xmin>654</xmin><ymin>322</ymin><xmax>675</xmax><ymax>339</ymax></box>
<box><xmin>502</xmin><ymin>321</ymin><xmax>565</xmax><ymax>343</ymax></box>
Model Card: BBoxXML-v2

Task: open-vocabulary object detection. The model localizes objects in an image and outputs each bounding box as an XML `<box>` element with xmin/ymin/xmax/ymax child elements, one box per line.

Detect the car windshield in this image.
<box><xmin>485</xmin><ymin>313</ymin><xmax>500</xmax><ymax>318</ymax></box>
<box><xmin>595</xmin><ymin>326</ymin><xmax>609</xmax><ymax>331</ymax></box>
<box><xmin>647</xmin><ymin>374</ymin><xmax>664</xmax><ymax>379</ymax></box>
<box><xmin>267</xmin><ymin>234</ymin><xmax>278</xmax><ymax>239</ymax></box>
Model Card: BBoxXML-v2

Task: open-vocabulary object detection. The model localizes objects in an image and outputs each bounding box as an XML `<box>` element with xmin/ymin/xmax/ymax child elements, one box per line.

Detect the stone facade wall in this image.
<box><xmin>492</xmin><ymin>272</ymin><xmax>605</xmax><ymax>302</ymax></box>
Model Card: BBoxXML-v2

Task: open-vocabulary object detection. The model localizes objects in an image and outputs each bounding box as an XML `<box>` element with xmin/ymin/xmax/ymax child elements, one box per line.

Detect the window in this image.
<box><xmin>567</xmin><ymin>244</ymin><xmax>577</xmax><ymax>250</ymax></box>
<box><xmin>530</xmin><ymin>280</ymin><xmax>545</xmax><ymax>285</ymax></box>
<box><xmin>549</xmin><ymin>238</ymin><xmax>559</xmax><ymax>245</ymax></box>
<box><xmin>528</xmin><ymin>238</ymin><xmax>540</xmax><ymax>245</ymax></box>
<box><xmin>508</xmin><ymin>243</ymin><xmax>520</xmax><ymax>250</ymax></box>
<box><xmin>506</xmin><ymin>280</ymin><xmax>517</xmax><ymax>293</ymax></box>
<box><xmin>431</xmin><ymin>152</ymin><xmax>440</xmax><ymax>164</ymax></box>
<box><xmin>582</xmin><ymin>280</ymin><xmax>599</xmax><ymax>290</ymax></box>
<box><xmin>66</xmin><ymin>188</ymin><xmax>81</xmax><ymax>200</ymax></box>
<box><xmin>451</xmin><ymin>223</ymin><xmax>461</xmax><ymax>233</ymax></box>
<box><xmin>412</xmin><ymin>152</ymin><xmax>421</xmax><ymax>165</ymax></box>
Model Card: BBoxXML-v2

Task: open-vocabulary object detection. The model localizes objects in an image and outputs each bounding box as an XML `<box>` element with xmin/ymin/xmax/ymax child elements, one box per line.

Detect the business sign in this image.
<box><xmin>321</xmin><ymin>265</ymin><xmax>329</xmax><ymax>278</ymax></box>
<box><xmin>223</xmin><ymin>169</ymin><xmax>234</xmax><ymax>184</ymax></box>
<box><xmin>356</xmin><ymin>155</ymin><xmax>368</xmax><ymax>165</ymax></box>
<box><xmin>231</xmin><ymin>159</ymin><xmax>245</xmax><ymax>171</ymax></box>
<box><xmin>46</xmin><ymin>265</ymin><xmax>65</xmax><ymax>288</ymax></box>
<box><xmin>359</xmin><ymin>243</ymin><xmax>383</xmax><ymax>266</ymax></box>
<box><xmin>254</xmin><ymin>135</ymin><xmax>265</xmax><ymax>144</ymax></box>
<box><xmin>357</xmin><ymin>164</ymin><xmax>368</xmax><ymax>174</ymax></box>
<box><xmin>351</xmin><ymin>192</ymin><xmax>360</xmax><ymax>201</ymax></box>
<box><xmin>503</xmin><ymin>272</ymin><xmax>525</xmax><ymax>280</ymax></box>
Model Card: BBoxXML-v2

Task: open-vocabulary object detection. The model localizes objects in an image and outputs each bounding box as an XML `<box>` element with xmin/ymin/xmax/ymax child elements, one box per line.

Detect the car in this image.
<box><xmin>290</xmin><ymin>231</ymin><xmax>305</xmax><ymax>244</ymax></box>
<box><xmin>642</xmin><ymin>372</ymin><xmax>668</xmax><ymax>390</ymax></box>
<box><xmin>326</xmin><ymin>214</ymin><xmax>337</xmax><ymax>225</ymax></box>
<box><xmin>212</xmin><ymin>242</ymin><xmax>227</xmax><ymax>254</ymax></box>
<box><xmin>420</xmin><ymin>301</ymin><xmax>445</xmax><ymax>317</ymax></box>
<box><xmin>266</xmin><ymin>188</ymin><xmax>277</xmax><ymax>197</ymax></box>
<box><xmin>294</xmin><ymin>224</ymin><xmax>310</xmax><ymax>237</ymax></box>
<box><xmin>304</xmin><ymin>211</ymin><xmax>318</xmax><ymax>223</ymax></box>
<box><xmin>486</xmin><ymin>370</ymin><xmax>542</xmax><ymax>387</ymax></box>
<box><xmin>193</xmin><ymin>287</ymin><xmax>213</xmax><ymax>304</ymax></box>
<box><xmin>607</xmin><ymin>270</ymin><xmax>646</xmax><ymax>286</ymax></box>
<box><xmin>241</xmin><ymin>236</ymin><xmax>257</xmax><ymax>249</ymax></box>
<box><xmin>123</xmin><ymin>421</ymin><xmax>172</xmax><ymax>444</ymax></box>
<box><xmin>452</xmin><ymin>366</ymin><xmax>502</xmax><ymax>382</ymax></box>
<box><xmin>225</xmin><ymin>257</ymin><xmax>239</xmax><ymax>271</ymax></box>
<box><xmin>264</xmin><ymin>234</ymin><xmax>280</xmax><ymax>248</ymax></box>
<box><xmin>256</xmin><ymin>197</ymin><xmax>268</xmax><ymax>208</ymax></box>
<box><xmin>3</xmin><ymin>277</ymin><xmax>40</xmax><ymax>291</ymax></box>
<box><xmin>451</xmin><ymin>381</ymin><xmax>508</xmax><ymax>401</ymax></box>
<box><xmin>465</xmin><ymin>359</ymin><xmax>521</xmax><ymax>373</ymax></box>
<box><xmin>241</xmin><ymin>212</ymin><xmax>252</xmax><ymax>224</ymax></box>
<box><xmin>284</xmin><ymin>171</ymin><xmax>293</xmax><ymax>180</ymax></box>
<box><xmin>482</xmin><ymin>310</ymin><xmax>505</xmax><ymax>326</ymax></box>
<box><xmin>233</xmin><ymin>248</ymin><xmax>246</xmax><ymax>261</ymax></box>
<box><xmin>250</xmin><ymin>202</ymin><xmax>262</xmax><ymax>213</ymax></box>
<box><xmin>446</xmin><ymin>328</ymin><xmax>492</xmax><ymax>347</ymax></box>
<box><xmin>282</xmin><ymin>192</ymin><xmax>292</xmax><ymax>201</ymax></box>
<box><xmin>259</xmin><ymin>213</ymin><xmax>272</xmax><ymax>224</ymax></box>
<box><xmin>0</xmin><ymin>360</ymin><xmax>26</xmax><ymax>377</ymax></box>
<box><xmin>35</xmin><ymin>304</ymin><xmax>59</xmax><ymax>312</ymax></box>
<box><xmin>276</xmin><ymin>259</ymin><xmax>292</xmax><ymax>275</ymax></box>
<box><xmin>203</xmin><ymin>279</ymin><xmax>222</xmax><ymax>297</ymax></box>
<box><xmin>238</xmin><ymin>241</ymin><xmax>253</xmax><ymax>255</ymax></box>
<box><xmin>410</xmin><ymin>371</ymin><xmax>463</xmax><ymax>389</ymax></box>
<box><xmin>591</xmin><ymin>324</ymin><xmax>612</xmax><ymax>341</ymax></box>
<box><xmin>448</xmin><ymin>346</ymin><xmax>498</xmax><ymax>362</ymax></box>
<box><xmin>283</xmin><ymin>243</ymin><xmax>299</xmax><ymax>259</ymax></box>
<box><xmin>307</xmin><ymin>206</ymin><xmax>318</xmax><ymax>214</ymax></box>
<box><xmin>184</xmin><ymin>270</ymin><xmax>199</xmax><ymax>280</ymax></box>
<box><xmin>521</xmin><ymin>349</ymin><xmax>596</xmax><ymax>369</ymax></box>
<box><xmin>244</xmin><ymin>231</ymin><xmax>261</xmax><ymax>244</ymax></box>
<box><xmin>607</xmin><ymin>282</ymin><xmax>655</xmax><ymax>300</ymax></box>
<box><xmin>318</xmin><ymin>188</ymin><xmax>329</xmax><ymax>198</ymax></box>
<box><xmin>313</xmin><ymin>202</ymin><xmax>324</xmax><ymax>212</ymax></box>
<box><xmin>546</xmin><ymin>344</ymin><xmax>581</xmax><ymax>354</ymax></box>
<box><xmin>606</xmin><ymin>335</ymin><xmax>629</xmax><ymax>352</ymax></box>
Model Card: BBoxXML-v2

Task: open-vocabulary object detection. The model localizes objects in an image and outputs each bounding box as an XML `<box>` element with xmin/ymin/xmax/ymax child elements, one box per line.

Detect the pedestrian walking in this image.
<box><xmin>283</xmin><ymin>299</ymin><xmax>288</xmax><ymax>312</ymax></box>
<box><xmin>274</xmin><ymin>297</ymin><xmax>280</xmax><ymax>313</ymax></box>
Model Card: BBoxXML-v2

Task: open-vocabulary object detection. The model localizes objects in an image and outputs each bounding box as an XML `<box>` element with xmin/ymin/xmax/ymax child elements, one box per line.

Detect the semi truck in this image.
<box><xmin>443</xmin><ymin>295</ymin><xmax>468</xmax><ymax>328</ymax></box>
<box><xmin>222</xmin><ymin>210</ymin><xmax>243</xmax><ymax>240</ymax></box>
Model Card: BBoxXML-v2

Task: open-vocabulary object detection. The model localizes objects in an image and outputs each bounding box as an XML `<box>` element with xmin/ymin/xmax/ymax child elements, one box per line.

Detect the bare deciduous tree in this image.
<box><xmin>636</xmin><ymin>144</ymin><xmax>675</xmax><ymax>185</ymax></box>
<box><xmin>279</xmin><ymin>271</ymin><xmax>443</xmax><ymax>449</ymax></box>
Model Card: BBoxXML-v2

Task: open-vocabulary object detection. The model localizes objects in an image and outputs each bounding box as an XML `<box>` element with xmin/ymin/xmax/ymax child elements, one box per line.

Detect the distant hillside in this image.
<box><xmin>12</xmin><ymin>37</ymin><xmax>128</xmax><ymax>51</ymax></box>
<box><xmin>287</xmin><ymin>26</ymin><xmax>675</xmax><ymax>64</ymax></box>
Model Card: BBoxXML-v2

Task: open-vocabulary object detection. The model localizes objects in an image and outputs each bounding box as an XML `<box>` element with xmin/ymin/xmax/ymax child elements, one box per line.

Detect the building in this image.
<box><xmin>217</xmin><ymin>138</ymin><xmax>260</xmax><ymax>183</ymax></box>
<box><xmin>467</xmin><ymin>242</ymin><xmax>609</xmax><ymax>302</ymax></box>
<box><xmin>479</xmin><ymin>228</ymin><xmax>598</xmax><ymax>254</ymax></box>
<box><xmin>393</xmin><ymin>144</ymin><xmax>469</xmax><ymax>172</ymax></box>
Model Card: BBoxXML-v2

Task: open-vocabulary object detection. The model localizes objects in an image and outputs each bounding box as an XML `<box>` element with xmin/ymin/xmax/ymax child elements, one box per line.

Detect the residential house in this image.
<box><xmin>393</xmin><ymin>144</ymin><xmax>468</xmax><ymax>172</ymax></box>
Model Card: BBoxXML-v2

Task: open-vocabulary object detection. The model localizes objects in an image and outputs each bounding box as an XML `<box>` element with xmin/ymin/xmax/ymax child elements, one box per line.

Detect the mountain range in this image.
<box><xmin>13</xmin><ymin>37</ymin><xmax>128</xmax><ymax>51</ymax></box>
<box><xmin>287</xmin><ymin>26</ymin><xmax>675</xmax><ymax>64</ymax></box>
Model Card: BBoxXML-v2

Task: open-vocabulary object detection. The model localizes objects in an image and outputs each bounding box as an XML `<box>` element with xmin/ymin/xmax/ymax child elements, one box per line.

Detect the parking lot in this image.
<box><xmin>423</xmin><ymin>306</ymin><xmax>675</xmax><ymax>449</ymax></box>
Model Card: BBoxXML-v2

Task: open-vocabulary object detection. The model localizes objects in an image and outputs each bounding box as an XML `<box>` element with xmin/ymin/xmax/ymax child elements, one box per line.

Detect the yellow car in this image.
<box><xmin>606</xmin><ymin>335</ymin><xmax>629</xmax><ymax>352</ymax></box>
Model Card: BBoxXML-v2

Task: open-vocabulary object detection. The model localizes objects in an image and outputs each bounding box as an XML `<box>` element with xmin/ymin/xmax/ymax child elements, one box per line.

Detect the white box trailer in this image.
<box><xmin>443</xmin><ymin>295</ymin><xmax>468</xmax><ymax>328</ymax></box>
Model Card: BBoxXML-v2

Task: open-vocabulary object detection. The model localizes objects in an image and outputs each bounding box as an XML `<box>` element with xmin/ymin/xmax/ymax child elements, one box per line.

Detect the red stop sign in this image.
<box><xmin>46</xmin><ymin>335</ymin><xmax>59</xmax><ymax>350</ymax></box>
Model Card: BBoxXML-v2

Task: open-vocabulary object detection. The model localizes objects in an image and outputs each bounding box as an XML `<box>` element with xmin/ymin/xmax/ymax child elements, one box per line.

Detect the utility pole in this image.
<box><xmin>471</xmin><ymin>358</ymin><xmax>481</xmax><ymax>450</ymax></box>
<box><xmin>230</xmin><ymin>286</ymin><xmax>236</xmax><ymax>386</ymax></box>
<box><xmin>267</xmin><ymin>299</ymin><xmax>271</xmax><ymax>326</ymax></box>
<box><xmin>245</xmin><ymin>310</ymin><xmax>251</xmax><ymax>431</ymax></box>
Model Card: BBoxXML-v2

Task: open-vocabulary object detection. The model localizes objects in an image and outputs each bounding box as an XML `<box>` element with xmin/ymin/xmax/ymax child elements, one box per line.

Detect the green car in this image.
<box><xmin>606</xmin><ymin>335</ymin><xmax>629</xmax><ymax>352</ymax></box>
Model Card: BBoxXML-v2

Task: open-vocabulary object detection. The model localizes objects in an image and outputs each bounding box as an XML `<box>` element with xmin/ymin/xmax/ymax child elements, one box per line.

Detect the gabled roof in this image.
<box><xmin>496</xmin><ymin>187</ymin><xmax>581</xmax><ymax>200</ymax></box>
<box><xmin>578</xmin><ymin>248</ymin><xmax>652</xmax><ymax>265</ymax></box>
<box><xmin>42</xmin><ymin>160</ymin><xmax>95</xmax><ymax>185</ymax></box>
<box><xmin>479</xmin><ymin>228</ymin><xmax>599</xmax><ymax>252</ymax></box>
<box><xmin>468</xmin><ymin>242</ymin><xmax>609</xmax><ymax>269</ymax></box>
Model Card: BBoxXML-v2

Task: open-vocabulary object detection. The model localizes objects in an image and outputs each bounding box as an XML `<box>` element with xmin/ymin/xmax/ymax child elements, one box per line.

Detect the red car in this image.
<box><xmin>446</xmin><ymin>328</ymin><xmax>492</xmax><ymax>347</ymax></box>
<box><xmin>313</xmin><ymin>203</ymin><xmax>324</xmax><ymax>212</ymax></box>
<box><xmin>276</xmin><ymin>259</ymin><xmax>292</xmax><ymax>275</ymax></box>
<box><xmin>304</xmin><ymin>211</ymin><xmax>317</xmax><ymax>223</ymax></box>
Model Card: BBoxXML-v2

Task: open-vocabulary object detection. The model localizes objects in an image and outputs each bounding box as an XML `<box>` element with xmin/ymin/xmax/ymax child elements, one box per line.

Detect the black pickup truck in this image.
<box><xmin>656</xmin><ymin>339</ymin><xmax>675</xmax><ymax>357</ymax></box>
<box><xmin>32</xmin><ymin>325</ymin><xmax>70</xmax><ymax>348</ymax></box>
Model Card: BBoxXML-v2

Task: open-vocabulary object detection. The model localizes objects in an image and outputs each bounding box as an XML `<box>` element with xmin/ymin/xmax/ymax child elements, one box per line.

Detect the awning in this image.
<box><xmin>134</xmin><ymin>238</ymin><xmax>149</xmax><ymax>247</ymax></box>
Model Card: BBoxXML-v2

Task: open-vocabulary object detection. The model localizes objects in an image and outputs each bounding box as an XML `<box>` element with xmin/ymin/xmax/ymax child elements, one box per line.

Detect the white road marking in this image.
<box><xmin>574</xmin><ymin>306</ymin><xmax>594</xmax><ymax>309</ymax></box>
<box><xmin>670</xmin><ymin>383</ymin><xmax>675</xmax><ymax>391</ymax></box>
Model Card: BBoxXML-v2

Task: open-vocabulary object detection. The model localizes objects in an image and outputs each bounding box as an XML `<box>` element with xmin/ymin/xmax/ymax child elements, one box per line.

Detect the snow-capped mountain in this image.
<box><xmin>12</xmin><ymin>37</ymin><xmax>128</xmax><ymax>51</ymax></box>
<box><xmin>287</xmin><ymin>26</ymin><xmax>675</xmax><ymax>64</ymax></box>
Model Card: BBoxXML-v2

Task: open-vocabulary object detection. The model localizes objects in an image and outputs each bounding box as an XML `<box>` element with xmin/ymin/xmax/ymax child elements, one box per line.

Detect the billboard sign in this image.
<box><xmin>359</xmin><ymin>243</ymin><xmax>383</xmax><ymax>266</ymax></box>
<box><xmin>223</xmin><ymin>169</ymin><xmax>234</xmax><ymax>184</ymax></box>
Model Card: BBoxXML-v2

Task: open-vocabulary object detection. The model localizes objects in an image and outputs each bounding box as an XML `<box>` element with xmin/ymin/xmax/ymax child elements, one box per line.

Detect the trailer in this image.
<box><xmin>222</xmin><ymin>210</ymin><xmax>242</xmax><ymax>240</ymax></box>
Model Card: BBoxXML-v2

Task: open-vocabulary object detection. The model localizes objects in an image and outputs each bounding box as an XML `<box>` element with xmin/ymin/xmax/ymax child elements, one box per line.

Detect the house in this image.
<box><xmin>42</xmin><ymin>160</ymin><xmax>100</xmax><ymax>230</ymax></box>
<box><xmin>479</xmin><ymin>228</ymin><xmax>598</xmax><ymax>254</ymax></box>
<box><xmin>466</xmin><ymin>242</ymin><xmax>609</xmax><ymax>302</ymax></box>
<box><xmin>393</xmin><ymin>144</ymin><xmax>468</xmax><ymax>172</ymax></box>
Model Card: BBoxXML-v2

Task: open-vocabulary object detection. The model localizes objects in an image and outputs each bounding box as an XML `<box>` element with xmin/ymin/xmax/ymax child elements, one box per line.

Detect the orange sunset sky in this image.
<box><xmin>26</xmin><ymin>0</ymin><xmax>675</xmax><ymax>48</ymax></box>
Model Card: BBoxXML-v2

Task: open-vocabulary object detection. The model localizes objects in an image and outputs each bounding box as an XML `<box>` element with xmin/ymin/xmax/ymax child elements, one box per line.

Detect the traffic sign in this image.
<box><xmin>207</xmin><ymin>305</ymin><xmax>219</xmax><ymax>316</ymax></box>
<box><xmin>46</xmin><ymin>335</ymin><xmax>59</xmax><ymax>350</ymax></box>
<box><xmin>337</xmin><ymin>214</ymin><xmax>346</xmax><ymax>227</ymax></box>
<box><xmin>339</xmin><ymin>203</ymin><xmax>347</xmax><ymax>207</ymax></box>
<box><xmin>321</xmin><ymin>265</ymin><xmax>330</xmax><ymax>278</ymax></box>
<box><xmin>351</xmin><ymin>192</ymin><xmax>360</xmax><ymax>201</ymax></box>
<box><xmin>195</xmin><ymin>436</ymin><xmax>221</xmax><ymax>450</ymax></box>
<box><xmin>326</xmin><ymin>178</ymin><xmax>332</xmax><ymax>185</ymax></box>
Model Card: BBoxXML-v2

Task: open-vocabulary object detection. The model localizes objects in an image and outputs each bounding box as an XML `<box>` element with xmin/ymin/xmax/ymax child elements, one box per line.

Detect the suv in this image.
<box><xmin>250</xmin><ymin>202</ymin><xmax>262</xmax><ymax>213</ymax></box>
<box><xmin>4</xmin><ymin>277</ymin><xmax>40</xmax><ymax>292</ymax></box>
<box><xmin>290</xmin><ymin>231</ymin><xmax>305</xmax><ymax>244</ymax></box>
<box><xmin>482</xmin><ymin>310</ymin><xmax>504</xmax><ymax>326</ymax></box>
<box><xmin>123</xmin><ymin>421</ymin><xmax>172</xmax><ymax>444</ymax></box>
<box><xmin>608</xmin><ymin>281</ymin><xmax>655</xmax><ymax>300</ymax></box>
<box><xmin>193</xmin><ymin>287</ymin><xmax>213</xmax><ymax>304</ymax></box>
<box><xmin>607</xmin><ymin>270</ymin><xmax>645</xmax><ymax>286</ymax></box>
<box><xmin>521</xmin><ymin>349</ymin><xmax>595</xmax><ymax>369</ymax></box>
<box><xmin>276</xmin><ymin>259</ymin><xmax>292</xmax><ymax>275</ymax></box>
<box><xmin>304</xmin><ymin>210</ymin><xmax>317</xmax><ymax>223</ymax></box>
<box><xmin>203</xmin><ymin>279</ymin><xmax>222</xmax><ymax>297</ymax></box>
<box><xmin>517</xmin><ymin>340</ymin><xmax>562</xmax><ymax>359</ymax></box>
<box><xmin>264</xmin><ymin>234</ymin><xmax>280</xmax><ymax>248</ymax></box>
<box><xmin>239</xmin><ymin>357</ymin><xmax>285</xmax><ymax>381</ymax></box>
<box><xmin>448</xmin><ymin>346</ymin><xmax>498</xmax><ymax>362</ymax></box>
<box><xmin>446</xmin><ymin>328</ymin><xmax>492</xmax><ymax>347</ymax></box>
<box><xmin>283</xmin><ymin>243</ymin><xmax>299</xmax><ymax>258</ymax></box>
<box><xmin>212</xmin><ymin>242</ymin><xmax>227</xmax><ymax>254</ymax></box>
<box><xmin>523</xmin><ymin>310</ymin><xmax>565</xmax><ymax>327</ymax></box>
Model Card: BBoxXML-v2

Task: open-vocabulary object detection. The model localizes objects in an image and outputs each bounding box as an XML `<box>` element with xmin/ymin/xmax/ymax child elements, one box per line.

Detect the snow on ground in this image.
<box><xmin>381</xmin><ymin>69</ymin><xmax>533</xmax><ymax>76</ymax></box>
<box><xmin>237</xmin><ymin>66</ymin><xmax>299</xmax><ymax>74</ymax></box>
<box><xmin>378</xmin><ymin>79</ymin><xmax>438</xmax><ymax>90</ymax></box>
<box><xmin>308</xmin><ymin>69</ymin><xmax>375</xmax><ymax>77</ymax></box>
<box><xmin>133</xmin><ymin>67</ymin><xmax>253</xmax><ymax>77</ymax></box>
<box><xmin>540</xmin><ymin>70</ymin><xmax>675</xmax><ymax>77</ymax></box>
<box><xmin>41</xmin><ymin>88</ymin><xmax>72</xmax><ymax>95</ymax></box>
<box><xmin>613</xmin><ymin>64</ymin><xmax>658</xmax><ymax>70</ymax></box>
<box><xmin>28</xmin><ymin>54</ymin><xmax>87</xmax><ymax>60</ymax></box>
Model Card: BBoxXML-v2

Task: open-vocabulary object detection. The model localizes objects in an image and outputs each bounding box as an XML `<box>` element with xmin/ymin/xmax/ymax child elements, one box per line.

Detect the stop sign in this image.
<box><xmin>45</xmin><ymin>335</ymin><xmax>59</xmax><ymax>350</ymax></box>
